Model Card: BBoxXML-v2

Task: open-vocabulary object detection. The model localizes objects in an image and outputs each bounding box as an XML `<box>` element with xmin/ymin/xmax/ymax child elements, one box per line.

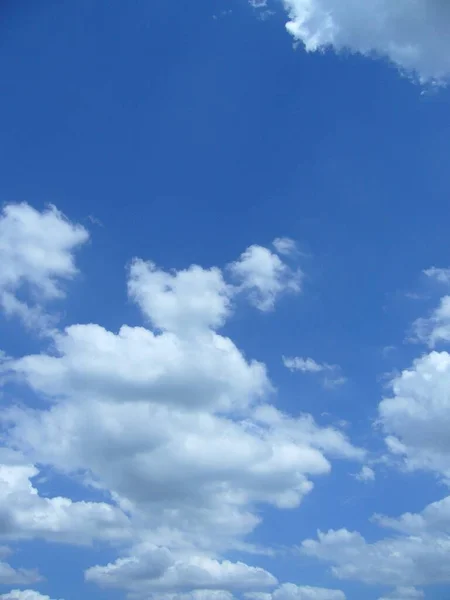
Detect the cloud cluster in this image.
<box><xmin>0</xmin><ymin>204</ymin><xmax>358</xmax><ymax>598</ymax></box>
<box><xmin>281</xmin><ymin>0</ymin><xmax>450</xmax><ymax>82</ymax></box>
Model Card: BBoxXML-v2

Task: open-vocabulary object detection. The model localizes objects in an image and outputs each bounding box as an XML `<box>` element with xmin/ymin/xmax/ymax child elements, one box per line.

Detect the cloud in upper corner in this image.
<box><xmin>283</xmin><ymin>356</ymin><xmax>346</xmax><ymax>388</ymax></box>
<box><xmin>279</xmin><ymin>0</ymin><xmax>450</xmax><ymax>83</ymax></box>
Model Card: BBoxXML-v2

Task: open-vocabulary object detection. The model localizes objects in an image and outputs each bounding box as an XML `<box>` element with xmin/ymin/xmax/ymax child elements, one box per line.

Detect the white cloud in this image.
<box><xmin>128</xmin><ymin>260</ymin><xmax>232</xmax><ymax>334</ymax></box>
<box><xmin>281</xmin><ymin>0</ymin><xmax>450</xmax><ymax>83</ymax></box>
<box><xmin>423</xmin><ymin>267</ymin><xmax>450</xmax><ymax>284</ymax></box>
<box><xmin>301</xmin><ymin>493</ymin><xmax>450</xmax><ymax>586</ymax></box>
<box><xmin>283</xmin><ymin>357</ymin><xmax>346</xmax><ymax>388</ymax></box>
<box><xmin>413</xmin><ymin>296</ymin><xmax>450</xmax><ymax>346</ymax></box>
<box><xmin>0</xmin><ymin>545</ymin><xmax>41</xmax><ymax>585</ymax></box>
<box><xmin>0</xmin><ymin>561</ymin><xmax>41</xmax><ymax>586</ymax></box>
<box><xmin>5</xmin><ymin>323</ymin><xmax>269</xmax><ymax>413</ymax></box>
<box><xmin>229</xmin><ymin>245</ymin><xmax>301</xmax><ymax>311</ymax></box>
<box><xmin>0</xmin><ymin>592</ymin><xmax>61</xmax><ymax>600</ymax></box>
<box><xmin>0</xmin><ymin>203</ymin><xmax>88</xmax><ymax>329</ymax></box>
<box><xmin>0</xmin><ymin>214</ymin><xmax>364</xmax><ymax>597</ymax></box>
<box><xmin>86</xmin><ymin>547</ymin><xmax>277</xmax><ymax>597</ymax></box>
<box><xmin>378</xmin><ymin>588</ymin><xmax>424</xmax><ymax>600</ymax></box>
<box><xmin>379</xmin><ymin>350</ymin><xmax>450</xmax><ymax>479</ymax></box>
<box><xmin>283</xmin><ymin>357</ymin><xmax>329</xmax><ymax>373</ymax></box>
<box><xmin>272</xmin><ymin>238</ymin><xmax>298</xmax><ymax>257</ymax></box>
<box><xmin>354</xmin><ymin>466</ymin><xmax>375</xmax><ymax>482</ymax></box>
<box><xmin>245</xmin><ymin>583</ymin><xmax>346</xmax><ymax>600</ymax></box>
<box><xmin>0</xmin><ymin>449</ymin><xmax>130</xmax><ymax>546</ymax></box>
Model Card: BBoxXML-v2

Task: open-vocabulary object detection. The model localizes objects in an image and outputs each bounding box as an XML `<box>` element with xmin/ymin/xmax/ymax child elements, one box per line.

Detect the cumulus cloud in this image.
<box><xmin>281</xmin><ymin>0</ymin><xmax>450</xmax><ymax>83</ymax></box>
<box><xmin>245</xmin><ymin>583</ymin><xmax>346</xmax><ymax>600</ymax></box>
<box><xmin>0</xmin><ymin>449</ymin><xmax>130</xmax><ymax>546</ymax></box>
<box><xmin>0</xmin><ymin>208</ymin><xmax>364</xmax><ymax>597</ymax></box>
<box><xmin>229</xmin><ymin>245</ymin><xmax>301</xmax><ymax>311</ymax></box>
<box><xmin>379</xmin><ymin>350</ymin><xmax>450</xmax><ymax>479</ymax></box>
<box><xmin>301</xmin><ymin>493</ymin><xmax>450</xmax><ymax>586</ymax></box>
<box><xmin>86</xmin><ymin>547</ymin><xmax>277</xmax><ymax>597</ymax></box>
<box><xmin>0</xmin><ymin>203</ymin><xmax>88</xmax><ymax>329</ymax></box>
<box><xmin>128</xmin><ymin>260</ymin><xmax>232</xmax><ymax>334</ymax></box>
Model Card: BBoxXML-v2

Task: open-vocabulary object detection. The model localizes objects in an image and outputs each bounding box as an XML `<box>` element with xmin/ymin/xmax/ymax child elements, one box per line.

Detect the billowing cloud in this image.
<box><xmin>379</xmin><ymin>350</ymin><xmax>450</xmax><ymax>479</ymax></box>
<box><xmin>301</xmin><ymin>493</ymin><xmax>450</xmax><ymax>586</ymax></box>
<box><xmin>0</xmin><ymin>205</ymin><xmax>366</xmax><ymax>597</ymax></box>
<box><xmin>86</xmin><ymin>547</ymin><xmax>277</xmax><ymax>597</ymax></box>
<box><xmin>280</xmin><ymin>0</ymin><xmax>450</xmax><ymax>83</ymax></box>
<box><xmin>0</xmin><ymin>449</ymin><xmax>130</xmax><ymax>546</ymax></box>
<box><xmin>0</xmin><ymin>203</ymin><xmax>88</xmax><ymax>329</ymax></box>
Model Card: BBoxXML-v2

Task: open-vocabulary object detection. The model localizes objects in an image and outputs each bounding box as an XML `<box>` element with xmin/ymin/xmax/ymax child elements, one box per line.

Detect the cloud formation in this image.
<box><xmin>0</xmin><ymin>204</ymin><xmax>362</xmax><ymax>598</ymax></box>
<box><xmin>0</xmin><ymin>203</ymin><xmax>88</xmax><ymax>330</ymax></box>
<box><xmin>281</xmin><ymin>0</ymin><xmax>450</xmax><ymax>83</ymax></box>
<box><xmin>302</xmin><ymin>493</ymin><xmax>450</xmax><ymax>586</ymax></box>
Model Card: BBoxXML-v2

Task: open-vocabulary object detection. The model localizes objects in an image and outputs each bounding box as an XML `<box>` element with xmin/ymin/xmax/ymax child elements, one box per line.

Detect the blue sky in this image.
<box><xmin>1</xmin><ymin>2</ymin><xmax>450</xmax><ymax>600</ymax></box>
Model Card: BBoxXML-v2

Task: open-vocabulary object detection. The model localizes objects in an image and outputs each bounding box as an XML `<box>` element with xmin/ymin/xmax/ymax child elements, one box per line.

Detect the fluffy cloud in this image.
<box><xmin>379</xmin><ymin>350</ymin><xmax>450</xmax><ymax>479</ymax></box>
<box><xmin>0</xmin><ymin>592</ymin><xmax>61</xmax><ymax>600</ymax></box>
<box><xmin>281</xmin><ymin>0</ymin><xmax>450</xmax><ymax>83</ymax></box>
<box><xmin>245</xmin><ymin>583</ymin><xmax>346</xmax><ymax>600</ymax></box>
<box><xmin>229</xmin><ymin>245</ymin><xmax>301</xmax><ymax>311</ymax></box>
<box><xmin>0</xmin><ymin>203</ymin><xmax>88</xmax><ymax>329</ymax></box>
<box><xmin>0</xmin><ymin>206</ymin><xmax>364</xmax><ymax>596</ymax></box>
<box><xmin>0</xmin><ymin>449</ymin><xmax>130</xmax><ymax>546</ymax></box>
<box><xmin>86</xmin><ymin>547</ymin><xmax>277</xmax><ymax>597</ymax></box>
<box><xmin>128</xmin><ymin>260</ymin><xmax>232</xmax><ymax>334</ymax></box>
<box><xmin>5</xmin><ymin>323</ymin><xmax>269</xmax><ymax>413</ymax></box>
<box><xmin>301</xmin><ymin>493</ymin><xmax>450</xmax><ymax>586</ymax></box>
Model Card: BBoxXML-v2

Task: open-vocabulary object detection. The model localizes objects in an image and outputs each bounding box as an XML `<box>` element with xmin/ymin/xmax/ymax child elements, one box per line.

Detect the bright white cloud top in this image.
<box><xmin>279</xmin><ymin>0</ymin><xmax>450</xmax><ymax>83</ymax></box>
